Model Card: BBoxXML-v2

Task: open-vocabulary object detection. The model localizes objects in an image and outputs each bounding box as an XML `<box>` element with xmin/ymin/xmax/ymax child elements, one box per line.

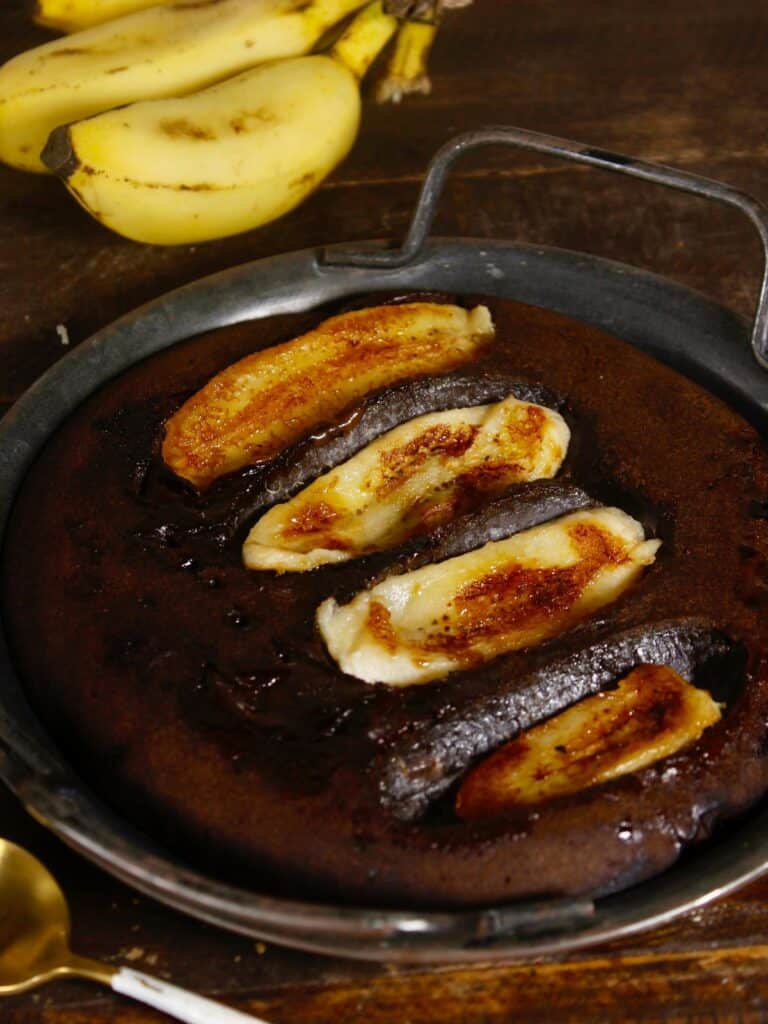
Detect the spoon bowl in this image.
<box><xmin>0</xmin><ymin>838</ymin><xmax>264</xmax><ymax>1021</ymax></box>
<box><xmin>0</xmin><ymin>839</ymin><xmax>110</xmax><ymax>994</ymax></box>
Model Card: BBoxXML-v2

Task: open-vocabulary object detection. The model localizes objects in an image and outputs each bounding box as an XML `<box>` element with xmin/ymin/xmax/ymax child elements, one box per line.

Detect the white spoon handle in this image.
<box><xmin>112</xmin><ymin>966</ymin><xmax>268</xmax><ymax>1024</ymax></box>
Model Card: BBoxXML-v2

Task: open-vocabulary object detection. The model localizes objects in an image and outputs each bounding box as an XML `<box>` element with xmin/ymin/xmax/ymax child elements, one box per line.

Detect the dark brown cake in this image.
<box><xmin>4</xmin><ymin>294</ymin><xmax>768</xmax><ymax>907</ymax></box>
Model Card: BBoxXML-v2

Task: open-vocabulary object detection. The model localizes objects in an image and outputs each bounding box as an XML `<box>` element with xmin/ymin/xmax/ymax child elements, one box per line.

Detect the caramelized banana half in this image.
<box><xmin>316</xmin><ymin>507</ymin><xmax>661</xmax><ymax>686</ymax></box>
<box><xmin>455</xmin><ymin>664</ymin><xmax>722</xmax><ymax>819</ymax></box>
<box><xmin>243</xmin><ymin>395</ymin><xmax>569</xmax><ymax>571</ymax></box>
<box><xmin>162</xmin><ymin>303</ymin><xmax>494</xmax><ymax>489</ymax></box>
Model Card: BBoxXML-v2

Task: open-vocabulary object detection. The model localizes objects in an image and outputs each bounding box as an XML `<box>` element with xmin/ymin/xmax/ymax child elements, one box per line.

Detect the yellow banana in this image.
<box><xmin>33</xmin><ymin>0</ymin><xmax>173</xmax><ymax>33</ymax></box>
<box><xmin>0</xmin><ymin>0</ymin><xmax>369</xmax><ymax>173</ymax></box>
<box><xmin>42</xmin><ymin>2</ymin><xmax>398</xmax><ymax>245</ymax></box>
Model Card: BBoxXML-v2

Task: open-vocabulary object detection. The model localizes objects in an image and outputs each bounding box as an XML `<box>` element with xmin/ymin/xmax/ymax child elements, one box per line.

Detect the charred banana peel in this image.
<box><xmin>455</xmin><ymin>664</ymin><xmax>722</xmax><ymax>820</ymax></box>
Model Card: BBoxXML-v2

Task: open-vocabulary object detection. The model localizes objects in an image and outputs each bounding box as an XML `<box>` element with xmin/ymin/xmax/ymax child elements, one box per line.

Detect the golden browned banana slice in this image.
<box><xmin>316</xmin><ymin>506</ymin><xmax>661</xmax><ymax>686</ymax></box>
<box><xmin>455</xmin><ymin>664</ymin><xmax>722</xmax><ymax>820</ymax></box>
<box><xmin>243</xmin><ymin>395</ymin><xmax>569</xmax><ymax>571</ymax></box>
<box><xmin>162</xmin><ymin>303</ymin><xmax>494</xmax><ymax>489</ymax></box>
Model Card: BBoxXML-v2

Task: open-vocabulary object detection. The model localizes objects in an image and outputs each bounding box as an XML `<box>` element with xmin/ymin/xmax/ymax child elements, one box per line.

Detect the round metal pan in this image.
<box><xmin>2</xmin><ymin>127</ymin><xmax>768</xmax><ymax>963</ymax></box>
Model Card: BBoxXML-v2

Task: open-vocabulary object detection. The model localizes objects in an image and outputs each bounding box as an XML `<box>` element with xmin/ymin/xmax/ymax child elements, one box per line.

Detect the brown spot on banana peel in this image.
<box><xmin>174</xmin><ymin>0</ymin><xmax>228</xmax><ymax>8</ymax></box>
<box><xmin>229</xmin><ymin>109</ymin><xmax>277</xmax><ymax>133</ymax></box>
<box><xmin>172</xmin><ymin>0</ymin><xmax>307</xmax><ymax>13</ymax></box>
<box><xmin>49</xmin><ymin>47</ymin><xmax>92</xmax><ymax>56</ymax></box>
<box><xmin>160</xmin><ymin>118</ymin><xmax>216</xmax><ymax>140</ymax></box>
<box><xmin>290</xmin><ymin>171</ymin><xmax>318</xmax><ymax>190</ymax></box>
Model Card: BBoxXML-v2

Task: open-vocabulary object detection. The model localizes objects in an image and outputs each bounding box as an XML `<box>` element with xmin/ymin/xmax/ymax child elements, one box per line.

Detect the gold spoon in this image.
<box><xmin>0</xmin><ymin>839</ymin><xmax>268</xmax><ymax>1023</ymax></box>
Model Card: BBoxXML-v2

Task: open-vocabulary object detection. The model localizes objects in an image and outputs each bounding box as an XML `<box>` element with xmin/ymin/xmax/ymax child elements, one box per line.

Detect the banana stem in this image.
<box><xmin>331</xmin><ymin>1</ymin><xmax>398</xmax><ymax>80</ymax></box>
<box><xmin>376</xmin><ymin>18</ymin><xmax>437</xmax><ymax>102</ymax></box>
<box><xmin>383</xmin><ymin>0</ymin><xmax>439</xmax><ymax>21</ymax></box>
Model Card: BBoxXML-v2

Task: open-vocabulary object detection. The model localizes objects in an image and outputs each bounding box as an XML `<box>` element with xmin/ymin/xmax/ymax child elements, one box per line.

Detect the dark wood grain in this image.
<box><xmin>2</xmin><ymin>0</ymin><xmax>768</xmax><ymax>1020</ymax></box>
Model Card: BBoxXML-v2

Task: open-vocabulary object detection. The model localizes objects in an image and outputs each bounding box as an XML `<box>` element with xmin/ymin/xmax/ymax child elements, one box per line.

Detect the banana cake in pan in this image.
<box><xmin>4</xmin><ymin>294</ymin><xmax>768</xmax><ymax>907</ymax></box>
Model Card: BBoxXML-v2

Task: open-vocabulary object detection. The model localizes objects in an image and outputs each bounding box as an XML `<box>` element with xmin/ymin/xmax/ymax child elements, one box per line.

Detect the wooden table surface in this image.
<box><xmin>3</xmin><ymin>0</ymin><xmax>768</xmax><ymax>1020</ymax></box>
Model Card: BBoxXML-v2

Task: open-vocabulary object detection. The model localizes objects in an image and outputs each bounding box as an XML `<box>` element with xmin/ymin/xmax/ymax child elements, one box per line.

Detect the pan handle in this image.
<box><xmin>321</xmin><ymin>126</ymin><xmax>768</xmax><ymax>371</ymax></box>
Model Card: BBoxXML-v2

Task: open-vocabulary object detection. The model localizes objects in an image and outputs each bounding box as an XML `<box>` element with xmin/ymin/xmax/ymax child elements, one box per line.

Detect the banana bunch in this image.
<box><xmin>0</xmin><ymin>0</ymin><xmax>372</xmax><ymax>173</ymax></box>
<box><xmin>42</xmin><ymin>4</ymin><xmax>398</xmax><ymax>244</ymax></box>
<box><xmin>1</xmin><ymin>0</ymin><xmax>470</xmax><ymax>244</ymax></box>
